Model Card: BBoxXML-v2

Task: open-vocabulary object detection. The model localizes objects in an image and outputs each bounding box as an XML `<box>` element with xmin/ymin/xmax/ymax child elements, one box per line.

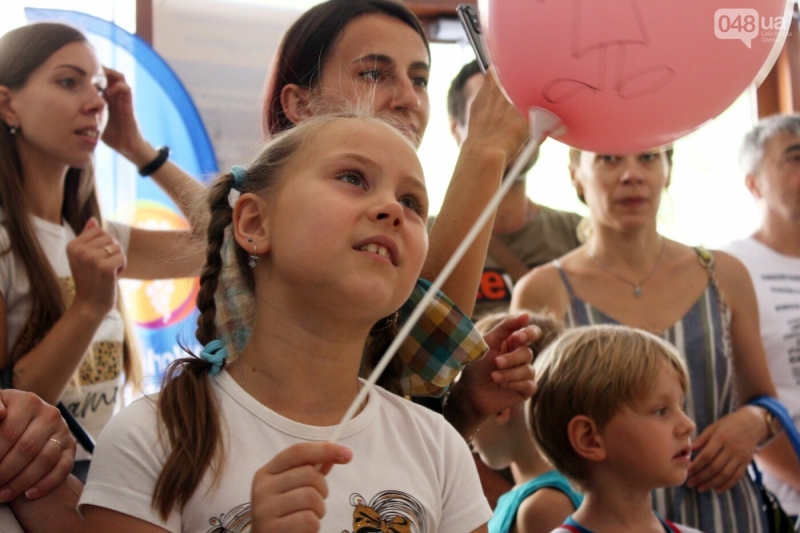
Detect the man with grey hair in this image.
<box><xmin>725</xmin><ymin>112</ymin><xmax>800</xmax><ymax>517</ymax></box>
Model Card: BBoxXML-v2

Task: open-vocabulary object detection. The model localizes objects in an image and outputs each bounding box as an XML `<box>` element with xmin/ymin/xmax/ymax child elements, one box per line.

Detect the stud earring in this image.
<box><xmin>8</xmin><ymin>125</ymin><xmax>17</xmax><ymax>135</ymax></box>
<box><xmin>372</xmin><ymin>311</ymin><xmax>399</xmax><ymax>332</ymax></box>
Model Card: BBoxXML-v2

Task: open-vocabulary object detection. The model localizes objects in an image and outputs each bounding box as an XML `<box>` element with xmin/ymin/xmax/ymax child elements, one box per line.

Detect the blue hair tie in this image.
<box><xmin>231</xmin><ymin>165</ymin><xmax>247</xmax><ymax>191</ymax></box>
<box><xmin>200</xmin><ymin>339</ymin><xmax>227</xmax><ymax>376</ymax></box>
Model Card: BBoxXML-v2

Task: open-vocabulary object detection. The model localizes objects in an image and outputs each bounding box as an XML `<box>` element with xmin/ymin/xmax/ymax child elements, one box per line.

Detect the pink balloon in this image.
<box><xmin>479</xmin><ymin>0</ymin><xmax>792</xmax><ymax>152</ymax></box>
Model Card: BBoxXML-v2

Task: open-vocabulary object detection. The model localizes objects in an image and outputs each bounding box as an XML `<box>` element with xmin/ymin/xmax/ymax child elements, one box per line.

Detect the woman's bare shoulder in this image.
<box><xmin>511</xmin><ymin>261</ymin><xmax>569</xmax><ymax>318</ymax></box>
<box><xmin>709</xmin><ymin>249</ymin><xmax>758</xmax><ymax>307</ymax></box>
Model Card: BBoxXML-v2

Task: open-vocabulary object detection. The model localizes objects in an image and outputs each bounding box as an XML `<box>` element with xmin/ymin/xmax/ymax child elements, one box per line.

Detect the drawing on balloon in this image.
<box><xmin>535</xmin><ymin>0</ymin><xmax>675</xmax><ymax>103</ymax></box>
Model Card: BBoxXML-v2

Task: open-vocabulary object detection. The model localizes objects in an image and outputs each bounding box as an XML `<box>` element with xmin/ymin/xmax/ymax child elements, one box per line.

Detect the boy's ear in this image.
<box><xmin>232</xmin><ymin>193</ymin><xmax>270</xmax><ymax>255</ymax></box>
<box><xmin>280</xmin><ymin>84</ymin><xmax>312</xmax><ymax>126</ymax></box>
<box><xmin>567</xmin><ymin>415</ymin><xmax>606</xmax><ymax>462</ymax></box>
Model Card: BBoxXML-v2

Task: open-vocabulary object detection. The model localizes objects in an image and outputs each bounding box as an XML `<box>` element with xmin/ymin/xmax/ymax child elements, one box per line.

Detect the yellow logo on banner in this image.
<box><xmin>119</xmin><ymin>201</ymin><xmax>200</xmax><ymax>329</ymax></box>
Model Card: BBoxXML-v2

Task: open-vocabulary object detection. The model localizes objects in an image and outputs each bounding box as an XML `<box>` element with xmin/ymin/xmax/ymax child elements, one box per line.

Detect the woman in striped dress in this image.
<box><xmin>510</xmin><ymin>147</ymin><xmax>794</xmax><ymax>532</ymax></box>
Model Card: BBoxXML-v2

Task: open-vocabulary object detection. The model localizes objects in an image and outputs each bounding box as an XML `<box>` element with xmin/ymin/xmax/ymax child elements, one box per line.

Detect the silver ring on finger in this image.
<box><xmin>47</xmin><ymin>438</ymin><xmax>62</xmax><ymax>450</ymax></box>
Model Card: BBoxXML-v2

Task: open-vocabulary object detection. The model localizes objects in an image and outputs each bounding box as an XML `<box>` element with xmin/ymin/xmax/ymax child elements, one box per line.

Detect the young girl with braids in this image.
<box><xmin>80</xmin><ymin>114</ymin><xmax>538</xmax><ymax>532</ymax></box>
<box><xmin>0</xmin><ymin>22</ymin><xmax>206</xmax><ymax>476</ymax></box>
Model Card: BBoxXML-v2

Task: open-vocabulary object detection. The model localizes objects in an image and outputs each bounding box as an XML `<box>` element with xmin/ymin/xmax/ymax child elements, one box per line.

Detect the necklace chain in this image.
<box><xmin>587</xmin><ymin>238</ymin><xmax>666</xmax><ymax>298</ymax></box>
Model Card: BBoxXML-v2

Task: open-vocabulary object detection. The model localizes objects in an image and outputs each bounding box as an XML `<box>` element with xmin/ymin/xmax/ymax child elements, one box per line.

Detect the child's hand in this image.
<box><xmin>444</xmin><ymin>313</ymin><xmax>539</xmax><ymax>440</ymax></box>
<box><xmin>480</xmin><ymin>312</ymin><xmax>538</xmax><ymax>393</ymax></box>
<box><xmin>686</xmin><ymin>406</ymin><xmax>763</xmax><ymax>493</ymax></box>
<box><xmin>250</xmin><ymin>442</ymin><xmax>352</xmax><ymax>532</ymax></box>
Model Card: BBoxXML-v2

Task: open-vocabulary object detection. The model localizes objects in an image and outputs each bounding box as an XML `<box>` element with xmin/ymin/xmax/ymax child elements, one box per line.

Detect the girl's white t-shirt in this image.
<box><xmin>80</xmin><ymin>372</ymin><xmax>492</xmax><ymax>533</ymax></box>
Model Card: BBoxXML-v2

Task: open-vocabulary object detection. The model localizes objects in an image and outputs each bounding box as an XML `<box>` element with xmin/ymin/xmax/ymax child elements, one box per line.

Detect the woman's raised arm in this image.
<box><xmin>101</xmin><ymin>67</ymin><xmax>207</xmax><ymax>280</ymax></box>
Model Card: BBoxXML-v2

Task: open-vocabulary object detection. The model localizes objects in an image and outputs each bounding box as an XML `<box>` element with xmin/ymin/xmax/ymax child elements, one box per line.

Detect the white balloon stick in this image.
<box><xmin>329</xmin><ymin>108</ymin><xmax>565</xmax><ymax>444</ymax></box>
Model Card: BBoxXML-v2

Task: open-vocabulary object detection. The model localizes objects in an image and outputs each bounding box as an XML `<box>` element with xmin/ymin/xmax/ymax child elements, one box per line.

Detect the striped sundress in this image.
<box><xmin>553</xmin><ymin>253</ymin><xmax>768</xmax><ymax>533</ymax></box>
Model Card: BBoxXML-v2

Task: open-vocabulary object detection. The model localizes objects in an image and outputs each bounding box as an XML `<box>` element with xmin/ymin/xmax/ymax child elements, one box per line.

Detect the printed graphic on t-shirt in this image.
<box><xmin>61</xmin><ymin>276</ymin><xmax>123</xmax><ymax>386</ymax></box>
<box><xmin>760</xmin><ymin>272</ymin><xmax>800</xmax><ymax>384</ymax></box>
<box><xmin>477</xmin><ymin>268</ymin><xmax>514</xmax><ymax>304</ymax></box>
<box><xmin>344</xmin><ymin>490</ymin><xmax>427</xmax><ymax>532</ymax></box>
<box><xmin>206</xmin><ymin>502</ymin><xmax>250</xmax><ymax>532</ymax></box>
<box><xmin>203</xmin><ymin>490</ymin><xmax>427</xmax><ymax>533</ymax></box>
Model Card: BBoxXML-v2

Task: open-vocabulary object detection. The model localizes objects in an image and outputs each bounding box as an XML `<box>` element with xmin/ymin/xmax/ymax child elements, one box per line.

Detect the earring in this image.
<box><xmin>248</xmin><ymin>239</ymin><xmax>258</xmax><ymax>268</ymax></box>
<box><xmin>8</xmin><ymin>125</ymin><xmax>17</xmax><ymax>135</ymax></box>
<box><xmin>372</xmin><ymin>311</ymin><xmax>399</xmax><ymax>332</ymax></box>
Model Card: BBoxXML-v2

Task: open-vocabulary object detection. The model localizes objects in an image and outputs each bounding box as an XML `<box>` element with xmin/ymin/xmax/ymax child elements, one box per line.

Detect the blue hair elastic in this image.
<box><xmin>231</xmin><ymin>165</ymin><xmax>247</xmax><ymax>190</ymax></box>
<box><xmin>200</xmin><ymin>339</ymin><xmax>228</xmax><ymax>376</ymax></box>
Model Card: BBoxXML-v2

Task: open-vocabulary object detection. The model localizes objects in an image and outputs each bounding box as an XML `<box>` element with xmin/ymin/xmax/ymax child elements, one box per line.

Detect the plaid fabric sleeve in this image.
<box><xmin>215</xmin><ymin>226</ymin><xmax>255</xmax><ymax>360</ymax></box>
<box><xmin>397</xmin><ymin>279</ymin><xmax>488</xmax><ymax>397</ymax></box>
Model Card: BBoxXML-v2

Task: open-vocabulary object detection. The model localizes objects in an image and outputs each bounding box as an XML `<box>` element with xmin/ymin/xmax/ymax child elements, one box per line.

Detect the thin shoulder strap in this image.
<box><xmin>552</xmin><ymin>259</ymin><xmax>577</xmax><ymax>298</ymax></box>
<box><xmin>694</xmin><ymin>246</ymin><xmax>729</xmax><ymax>318</ymax></box>
<box><xmin>695</xmin><ymin>246</ymin><xmax>714</xmax><ymax>272</ymax></box>
<box><xmin>488</xmin><ymin>235</ymin><xmax>529</xmax><ymax>283</ymax></box>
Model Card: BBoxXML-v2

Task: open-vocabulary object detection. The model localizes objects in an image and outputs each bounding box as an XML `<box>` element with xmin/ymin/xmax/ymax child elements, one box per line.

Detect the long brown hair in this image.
<box><xmin>263</xmin><ymin>0</ymin><xmax>430</xmax><ymax>138</ymax></box>
<box><xmin>154</xmin><ymin>114</ymin><xmax>407</xmax><ymax>518</ymax></box>
<box><xmin>0</xmin><ymin>23</ymin><xmax>140</xmax><ymax>387</ymax></box>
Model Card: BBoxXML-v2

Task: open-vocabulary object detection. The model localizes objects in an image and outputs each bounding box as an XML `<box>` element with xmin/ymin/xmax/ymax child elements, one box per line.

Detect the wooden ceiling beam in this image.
<box><xmin>403</xmin><ymin>0</ymin><xmax>474</xmax><ymax>43</ymax></box>
<box><xmin>404</xmin><ymin>0</ymin><xmax>470</xmax><ymax>19</ymax></box>
<box><xmin>136</xmin><ymin>0</ymin><xmax>153</xmax><ymax>44</ymax></box>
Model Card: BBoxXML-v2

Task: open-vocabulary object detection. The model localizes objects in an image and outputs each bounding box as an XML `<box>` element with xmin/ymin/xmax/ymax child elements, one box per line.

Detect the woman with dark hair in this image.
<box><xmin>264</xmin><ymin>0</ymin><xmax>527</xmax><ymax>318</ymax></box>
<box><xmin>217</xmin><ymin>0</ymin><xmax>535</xmax><ymax>444</ymax></box>
<box><xmin>263</xmin><ymin>0</ymin><xmax>431</xmax><ymax>140</ymax></box>
<box><xmin>0</xmin><ymin>22</ymin><xmax>206</xmax><ymax>476</ymax></box>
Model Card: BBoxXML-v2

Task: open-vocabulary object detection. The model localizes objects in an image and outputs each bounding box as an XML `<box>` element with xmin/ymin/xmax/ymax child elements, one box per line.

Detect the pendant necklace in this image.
<box><xmin>587</xmin><ymin>238</ymin><xmax>666</xmax><ymax>298</ymax></box>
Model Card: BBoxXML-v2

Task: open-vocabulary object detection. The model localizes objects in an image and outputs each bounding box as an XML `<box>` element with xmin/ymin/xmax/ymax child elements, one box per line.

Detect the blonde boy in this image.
<box><xmin>530</xmin><ymin>325</ymin><xmax>702</xmax><ymax>533</ymax></box>
<box><xmin>472</xmin><ymin>312</ymin><xmax>583</xmax><ymax>533</ymax></box>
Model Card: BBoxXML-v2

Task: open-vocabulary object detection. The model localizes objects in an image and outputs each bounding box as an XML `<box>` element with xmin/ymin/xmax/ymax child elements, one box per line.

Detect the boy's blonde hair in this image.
<box><xmin>529</xmin><ymin>325</ymin><xmax>689</xmax><ymax>486</ymax></box>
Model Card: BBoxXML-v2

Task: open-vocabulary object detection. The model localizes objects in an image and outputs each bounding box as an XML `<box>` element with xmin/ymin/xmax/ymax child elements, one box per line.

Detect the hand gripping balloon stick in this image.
<box><xmin>329</xmin><ymin>108</ymin><xmax>566</xmax><ymax>445</ymax></box>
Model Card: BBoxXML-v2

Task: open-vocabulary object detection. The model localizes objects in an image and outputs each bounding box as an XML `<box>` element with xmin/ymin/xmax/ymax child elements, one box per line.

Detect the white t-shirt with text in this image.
<box><xmin>0</xmin><ymin>216</ymin><xmax>130</xmax><ymax>461</ymax></box>
<box><xmin>726</xmin><ymin>237</ymin><xmax>800</xmax><ymax>514</ymax></box>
